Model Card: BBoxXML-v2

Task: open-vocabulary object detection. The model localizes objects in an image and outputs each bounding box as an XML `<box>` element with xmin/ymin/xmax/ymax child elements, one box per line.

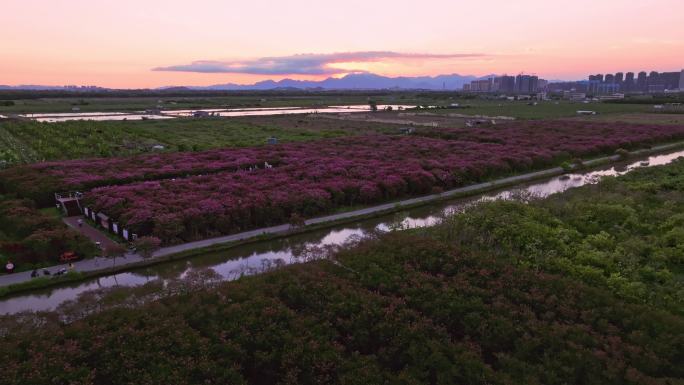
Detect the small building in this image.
<box><xmin>96</xmin><ymin>212</ymin><xmax>111</xmax><ymax>230</ymax></box>
<box><xmin>151</xmin><ymin>145</ymin><xmax>165</xmax><ymax>151</ymax></box>
<box><xmin>656</xmin><ymin>103</ymin><xmax>684</xmax><ymax>112</ymax></box>
<box><xmin>563</xmin><ymin>91</ymin><xmax>587</xmax><ymax>101</ymax></box>
<box><xmin>192</xmin><ymin>111</ymin><xmax>210</xmax><ymax>118</ymax></box>
<box><xmin>576</xmin><ymin>110</ymin><xmax>597</xmax><ymax>115</ymax></box>
<box><xmin>398</xmin><ymin>127</ymin><xmax>415</xmax><ymax>135</ymax></box>
<box><xmin>598</xmin><ymin>93</ymin><xmax>625</xmax><ymax>101</ymax></box>
<box><xmin>267</xmin><ymin>136</ymin><xmax>278</xmax><ymax>145</ymax></box>
<box><xmin>55</xmin><ymin>192</ymin><xmax>83</xmax><ymax>217</ymax></box>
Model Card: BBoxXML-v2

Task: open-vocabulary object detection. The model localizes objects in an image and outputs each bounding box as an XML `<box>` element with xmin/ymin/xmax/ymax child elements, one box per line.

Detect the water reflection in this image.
<box><xmin>164</xmin><ymin>105</ymin><xmax>415</xmax><ymax>117</ymax></box>
<box><xmin>34</xmin><ymin>115</ymin><xmax>175</xmax><ymax>122</ymax></box>
<box><xmin>20</xmin><ymin>105</ymin><xmax>416</xmax><ymax>122</ymax></box>
<box><xmin>1</xmin><ymin>150</ymin><xmax>682</xmax><ymax>314</ymax></box>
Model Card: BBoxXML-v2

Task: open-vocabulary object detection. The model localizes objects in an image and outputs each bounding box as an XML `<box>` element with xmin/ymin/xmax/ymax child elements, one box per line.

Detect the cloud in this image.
<box><xmin>152</xmin><ymin>51</ymin><xmax>487</xmax><ymax>75</ymax></box>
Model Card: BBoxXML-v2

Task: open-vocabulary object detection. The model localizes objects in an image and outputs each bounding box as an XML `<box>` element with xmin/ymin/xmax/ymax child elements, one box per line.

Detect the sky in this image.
<box><xmin>1</xmin><ymin>0</ymin><xmax>683</xmax><ymax>88</ymax></box>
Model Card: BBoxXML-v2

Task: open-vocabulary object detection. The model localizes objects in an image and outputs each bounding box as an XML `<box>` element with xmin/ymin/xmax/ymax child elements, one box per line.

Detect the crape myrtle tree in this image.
<box><xmin>103</xmin><ymin>243</ymin><xmax>127</xmax><ymax>267</ymax></box>
<box><xmin>133</xmin><ymin>236</ymin><xmax>161</xmax><ymax>259</ymax></box>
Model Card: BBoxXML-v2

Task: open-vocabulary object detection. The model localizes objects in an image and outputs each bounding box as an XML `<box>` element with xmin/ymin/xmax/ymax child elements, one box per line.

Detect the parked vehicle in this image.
<box><xmin>59</xmin><ymin>251</ymin><xmax>79</xmax><ymax>263</ymax></box>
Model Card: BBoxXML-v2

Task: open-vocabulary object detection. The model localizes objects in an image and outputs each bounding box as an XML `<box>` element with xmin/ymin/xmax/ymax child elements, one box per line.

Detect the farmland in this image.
<box><xmin>3</xmin><ymin>120</ymin><xmax>684</xmax><ymax>244</ymax></box>
<box><xmin>568</xmin><ymin>112</ymin><xmax>684</xmax><ymax>125</ymax></box>
<box><xmin>1</xmin><ymin>93</ymin><xmax>684</xmax><ymax>384</ymax></box>
<box><xmin>1</xmin><ymin>158</ymin><xmax>683</xmax><ymax>384</ymax></box>
<box><xmin>0</xmin><ymin>91</ymin><xmax>406</xmax><ymax>114</ymax></box>
<box><xmin>427</xmin><ymin>99</ymin><xmax>654</xmax><ymax>119</ymax></box>
<box><xmin>0</xmin><ymin>116</ymin><xmax>400</xmax><ymax>164</ymax></box>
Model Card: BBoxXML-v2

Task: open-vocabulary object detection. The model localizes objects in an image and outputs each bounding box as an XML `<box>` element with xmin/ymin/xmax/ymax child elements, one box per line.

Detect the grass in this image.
<box><xmin>567</xmin><ymin>112</ymin><xmax>684</xmax><ymax>125</ymax></box>
<box><xmin>0</xmin><ymin>271</ymin><xmax>85</xmax><ymax>297</ymax></box>
<box><xmin>39</xmin><ymin>207</ymin><xmax>62</xmax><ymax>218</ymax></box>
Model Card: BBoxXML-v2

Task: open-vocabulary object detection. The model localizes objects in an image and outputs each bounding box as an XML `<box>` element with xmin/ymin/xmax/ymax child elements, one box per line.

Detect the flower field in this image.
<box><xmin>2</xmin><ymin>120</ymin><xmax>684</xmax><ymax>243</ymax></box>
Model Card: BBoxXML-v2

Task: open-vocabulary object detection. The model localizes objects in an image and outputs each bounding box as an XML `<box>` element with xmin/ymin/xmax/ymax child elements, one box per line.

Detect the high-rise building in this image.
<box><xmin>615</xmin><ymin>72</ymin><xmax>624</xmax><ymax>84</ymax></box>
<box><xmin>604</xmin><ymin>74</ymin><xmax>615</xmax><ymax>83</ymax></box>
<box><xmin>596</xmin><ymin>74</ymin><xmax>604</xmax><ymax>83</ymax></box>
<box><xmin>637</xmin><ymin>72</ymin><xmax>648</xmax><ymax>91</ymax></box>
<box><xmin>680</xmin><ymin>70</ymin><xmax>684</xmax><ymax>90</ymax></box>
<box><xmin>624</xmin><ymin>72</ymin><xmax>635</xmax><ymax>91</ymax></box>
<box><xmin>648</xmin><ymin>71</ymin><xmax>660</xmax><ymax>86</ymax></box>
<box><xmin>659</xmin><ymin>72</ymin><xmax>682</xmax><ymax>90</ymax></box>
<box><xmin>515</xmin><ymin>75</ymin><xmax>539</xmax><ymax>93</ymax></box>
<box><xmin>493</xmin><ymin>75</ymin><xmax>516</xmax><ymax>93</ymax></box>
<box><xmin>537</xmin><ymin>79</ymin><xmax>548</xmax><ymax>91</ymax></box>
<box><xmin>468</xmin><ymin>79</ymin><xmax>493</xmax><ymax>92</ymax></box>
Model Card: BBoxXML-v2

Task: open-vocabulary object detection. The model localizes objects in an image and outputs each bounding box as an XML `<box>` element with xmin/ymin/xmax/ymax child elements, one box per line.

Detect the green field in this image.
<box><xmin>569</xmin><ymin>112</ymin><xmax>684</xmax><ymax>125</ymax></box>
<box><xmin>0</xmin><ymin>95</ymin><xmax>674</xmax><ymax>165</ymax></box>
<box><xmin>0</xmin><ymin>93</ymin><xmax>417</xmax><ymax>114</ymax></box>
<box><xmin>428</xmin><ymin>99</ymin><xmax>654</xmax><ymax>119</ymax></box>
<box><xmin>0</xmin><ymin>116</ymin><xmax>399</xmax><ymax>163</ymax></box>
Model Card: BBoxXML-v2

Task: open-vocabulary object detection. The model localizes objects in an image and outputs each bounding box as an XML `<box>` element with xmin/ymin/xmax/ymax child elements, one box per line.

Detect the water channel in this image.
<box><xmin>1</xmin><ymin>149</ymin><xmax>683</xmax><ymax>314</ymax></box>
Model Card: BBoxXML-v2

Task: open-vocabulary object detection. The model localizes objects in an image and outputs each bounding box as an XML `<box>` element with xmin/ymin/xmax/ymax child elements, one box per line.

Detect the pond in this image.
<box><xmin>162</xmin><ymin>105</ymin><xmax>415</xmax><ymax>117</ymax></box>
<box><xmin>20</xmin><ymin>105</ymin><xmax>417</xmax><ymax>122</ymax></box>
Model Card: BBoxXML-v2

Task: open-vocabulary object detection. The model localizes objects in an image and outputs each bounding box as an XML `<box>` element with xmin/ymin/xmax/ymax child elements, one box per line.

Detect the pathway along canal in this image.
<box><xmin>1</xmin><ymin>149</ymin><xmax>683</xmax><ymax>315</ymax></box>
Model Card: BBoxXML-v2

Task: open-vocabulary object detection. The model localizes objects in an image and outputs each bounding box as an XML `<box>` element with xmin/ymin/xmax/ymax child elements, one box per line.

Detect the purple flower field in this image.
<box><xmin>2</xmin><ymin>120</ymin><xmax>684</xmax><ymax>243</ymax></box>
<box><xmin>59</xmin><ymin>120</ymin><xmax>684</xmax><ymax>243</ymax></box>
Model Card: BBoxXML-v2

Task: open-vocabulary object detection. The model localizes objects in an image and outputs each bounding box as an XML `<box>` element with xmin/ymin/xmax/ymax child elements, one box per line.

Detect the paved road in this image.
<box><xmin>1</xmin><ymin>141</ymin><xmax>682</xmax><ymax>289</ymax></box>
<box><xmin>63</xmin><ymin>216</ymin><xmax>119</xmax><ymax>250</ymax></box>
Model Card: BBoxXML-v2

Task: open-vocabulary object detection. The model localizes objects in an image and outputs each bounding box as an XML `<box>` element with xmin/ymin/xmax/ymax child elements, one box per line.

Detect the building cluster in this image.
<box><xmin>549</xmin><ymin>70</ymin><xmax>684</xmax><ymax>94</ymax></box>
<box><xmin>464</xmin><ymin>69</ymin><xmax>684</xmax><ymax>95</ymax></box>
<box><xmin>463</xmin><ymin>75</ymin><xmax>548</xmax><ymax>94</ymax></box>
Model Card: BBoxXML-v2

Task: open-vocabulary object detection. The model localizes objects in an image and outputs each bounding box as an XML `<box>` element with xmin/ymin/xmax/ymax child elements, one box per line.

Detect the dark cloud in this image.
<box><xmin>152</xmin><ymin>51</ymin><xmax>487</xmax><ymax>75</ymax></box>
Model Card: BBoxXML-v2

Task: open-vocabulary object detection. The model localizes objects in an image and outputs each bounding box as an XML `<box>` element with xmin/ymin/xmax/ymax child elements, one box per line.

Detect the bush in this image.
<box><xmin>0</xmin><ymin>198</ymin><xmax>97</xmax><ymax>271</ymax></box>
<box><xmin>615</xmin><ymin>148</ymin><xmax>629</xmax><ymax>159</ymax></box>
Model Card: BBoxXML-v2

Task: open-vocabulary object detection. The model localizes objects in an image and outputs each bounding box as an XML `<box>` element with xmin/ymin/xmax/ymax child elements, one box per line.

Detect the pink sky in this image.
<box><xmin>1</xmin><ymin>0</ymin><xmax>683</xmax><ymax>88</ymax></box>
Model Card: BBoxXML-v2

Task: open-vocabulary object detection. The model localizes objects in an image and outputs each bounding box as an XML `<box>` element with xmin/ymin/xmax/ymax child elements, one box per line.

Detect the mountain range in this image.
<box><xmin>192</xmin><ymin>73</ymin><xmax>485</xmax><ymax>91</ymax></box>
<box><xmin>0</xmin><ymin>73</ymin><xmax>497</xmax><ymax>91</ymax></box>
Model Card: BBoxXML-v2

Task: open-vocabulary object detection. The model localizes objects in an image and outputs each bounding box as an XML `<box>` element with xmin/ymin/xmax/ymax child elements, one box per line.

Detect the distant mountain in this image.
<box><xmin>199</xmin><ymin>73</ymin><xmax>483</xmax><ymax>91</ymax></box>
<box><xmin>4</xmin><ymin>73</ymin><xmax>555</xmax><ymax>92</ymax></box>
<box><xmin>0</xmin><ymin>85</ymin><xmax>108</xmax><ymax>91</ymax></box>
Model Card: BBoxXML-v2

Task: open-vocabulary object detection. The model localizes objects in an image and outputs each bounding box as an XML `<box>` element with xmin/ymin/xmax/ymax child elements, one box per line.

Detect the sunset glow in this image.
<box><xmin>1</xmin><ymin>0</ymin><xmax>683</xmax><ymax>88</ymax></box>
